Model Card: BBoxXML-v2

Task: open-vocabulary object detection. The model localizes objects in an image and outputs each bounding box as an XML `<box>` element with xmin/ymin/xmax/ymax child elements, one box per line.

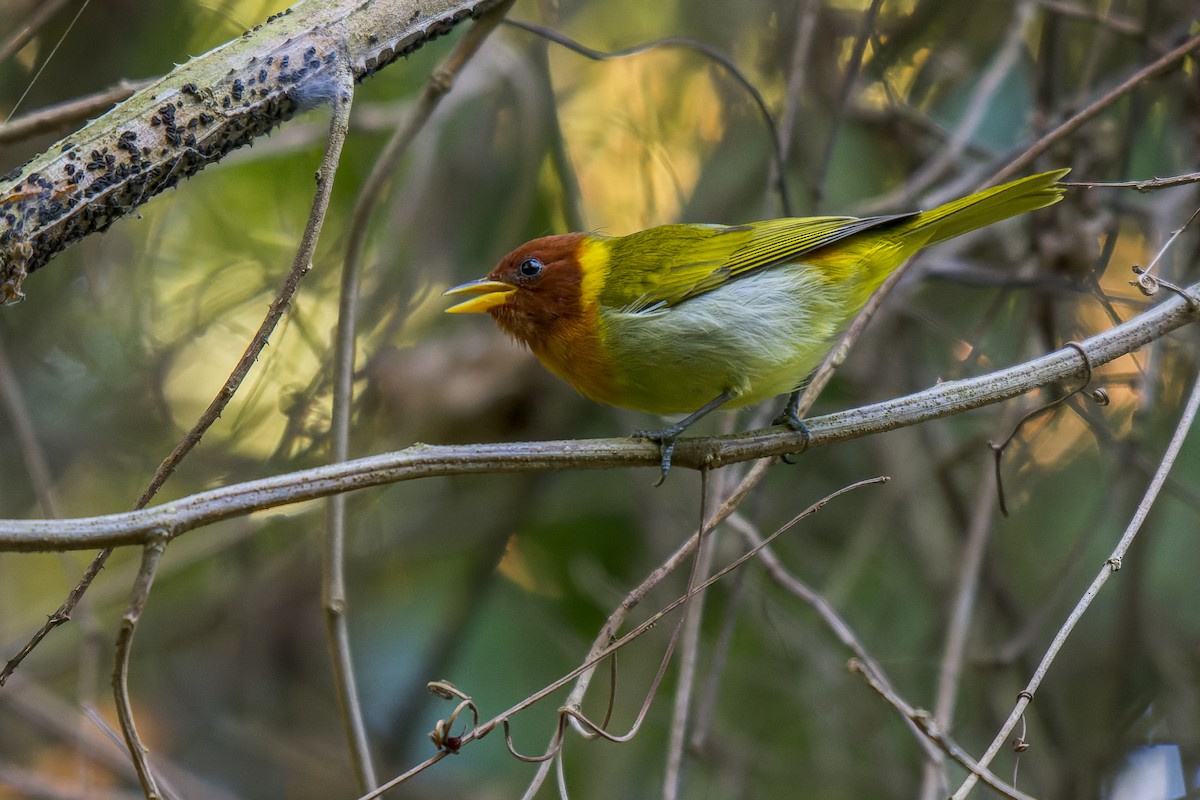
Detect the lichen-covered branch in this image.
<box><xmin>0</xmin><ymin>0</ymin><xmax>504</xmax><ymax>301</ymax></box>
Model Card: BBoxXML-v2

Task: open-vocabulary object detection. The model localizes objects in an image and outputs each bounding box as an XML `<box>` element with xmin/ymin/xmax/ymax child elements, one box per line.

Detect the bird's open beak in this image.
<box><xmin>443</xmin><ymin>279</ymin><xmax>517</xmax><ymax>313</ymax></box>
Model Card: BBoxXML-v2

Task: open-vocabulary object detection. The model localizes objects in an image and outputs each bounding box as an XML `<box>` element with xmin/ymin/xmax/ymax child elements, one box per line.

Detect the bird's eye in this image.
<box><xmin>518</xmin><ymin>257</ymin><xmax>543</xmax><ymax>278</ymax></box>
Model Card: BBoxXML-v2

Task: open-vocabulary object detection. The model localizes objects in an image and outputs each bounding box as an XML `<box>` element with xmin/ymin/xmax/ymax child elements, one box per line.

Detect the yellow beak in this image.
<box><xmin>443</xmin><ymin>279</ymin><xmax>517</xmax><ymax>314</ymax></box>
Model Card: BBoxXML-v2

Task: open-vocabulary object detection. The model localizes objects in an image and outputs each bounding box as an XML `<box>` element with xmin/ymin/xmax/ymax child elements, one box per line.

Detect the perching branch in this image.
<box><xmin>0</xmin><ymin>272</ymin><xmax>1195</xmax><ymax>552</ymax></box>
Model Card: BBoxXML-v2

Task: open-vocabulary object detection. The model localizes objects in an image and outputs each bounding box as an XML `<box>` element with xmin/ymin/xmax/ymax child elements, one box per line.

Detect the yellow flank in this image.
<box><xmin>801</xmin><ymin>235</ymin><xmax>909</xmax><ymax>309</ymax></box>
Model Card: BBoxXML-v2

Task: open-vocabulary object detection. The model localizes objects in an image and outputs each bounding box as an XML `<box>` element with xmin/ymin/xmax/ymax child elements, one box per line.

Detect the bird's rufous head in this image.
<box><xmin>443</xmin><ymin>233</ymin><xmax>587</xmax><ymax>345</ymax></box>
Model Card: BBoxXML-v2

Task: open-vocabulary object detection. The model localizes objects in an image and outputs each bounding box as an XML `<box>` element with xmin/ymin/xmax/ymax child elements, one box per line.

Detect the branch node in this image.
<box><xmin>1061</xmin><ymin>341</ymin><xmax>1094</xmax><ymax>388</ymax></box>
<box><xmin>427</xmin><ymin>681</ymin><xmax>480</xmax><ymax>754</ymax></box>
<box><xmin>1131</xmin><ymin>264</ymin><xmax>1158</xmax><ymax>296</ymax></box>
<box><xmin>1131</xmin><ymin>265</ymin><xmax>1200</xmax><ymax>309</ymax></box>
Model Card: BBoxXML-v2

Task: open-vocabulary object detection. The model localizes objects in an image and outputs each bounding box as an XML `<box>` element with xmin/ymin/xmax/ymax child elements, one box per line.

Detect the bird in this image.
<box><xmin>444</xmin><ymin>169</ymin><xmax>1068</xmax><ymax>482</ymax></box>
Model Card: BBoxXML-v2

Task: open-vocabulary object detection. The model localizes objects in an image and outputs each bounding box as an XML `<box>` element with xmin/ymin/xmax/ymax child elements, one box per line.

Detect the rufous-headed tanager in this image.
<box><xmin>445</xmin><ymin>169</ymin><xmax>1067</xmax><ymax>480</ymax></box>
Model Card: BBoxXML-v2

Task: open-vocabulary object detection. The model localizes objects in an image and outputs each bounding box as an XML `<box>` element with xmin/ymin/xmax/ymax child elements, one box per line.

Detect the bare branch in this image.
<box><xmin>989</xmin><ymin>30</ymin><xmax>1200</xmax><ymax>184</ymax></box>
<box><xmin>0</xmin><ymin>278</ymin><xmax>1196</xmax><ymax>552</ymax></box>
<box><xmin>952</xmin><ymin>367</ymin><xmax>1200</xmax><ymax>799</ymax></box>
<box><xmin>322</xmin><ymin>3</ymin><xmax>513</xmax><ymax>791</ymax></box>
<box><xmin>0</xmin><ymin>79</ymin><xmax>151</xmax><ymax>145</ymax></box>
<box><xmin>1064</xmin><ymin>172</ymin><xmax>1200</xmax><ymax>192</ymax></box>
<box><xmin>852</xmin><ymin>659</ymin><xmax>1040</xmax><ymax>800</ymax></box>
<box><xmin>362</xmin><ymin>478</ymin><xmax>886</xmax><ymax>798</ymax></box>
<box><xmin>112</xmin><ymin>537</ymin><xmax>169</xmax><ymax>799</ymax></box>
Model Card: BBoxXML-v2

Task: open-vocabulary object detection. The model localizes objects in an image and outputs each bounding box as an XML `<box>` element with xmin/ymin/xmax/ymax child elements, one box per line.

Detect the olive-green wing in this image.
<box><xmin>601</xmin><ymin>214</ymin><xmax>915</xmax><ymax>313</ymax></box>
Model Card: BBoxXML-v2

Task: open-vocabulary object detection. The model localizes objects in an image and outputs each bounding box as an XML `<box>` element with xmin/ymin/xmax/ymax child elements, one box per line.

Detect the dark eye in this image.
<box><xmin>518</xmin><ymin>257</ymin><xmax>543</xmax><ymax>278</ymax></box>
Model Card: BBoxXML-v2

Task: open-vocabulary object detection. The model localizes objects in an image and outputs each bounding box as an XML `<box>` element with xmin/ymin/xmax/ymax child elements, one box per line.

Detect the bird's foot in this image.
<box><xmin>772</xmin><ymin>395</ymin><xmax>812</xmax><ymax>464</ymax></box>
<box><xmin>633</xmin><ymin>390</ymin><xmax>739</xmax><ymax>485</ymax></box>
<box><xmin>633</xmin><ymin>426</ymin><xmax>683</xmax><ymax>486</ymax></box>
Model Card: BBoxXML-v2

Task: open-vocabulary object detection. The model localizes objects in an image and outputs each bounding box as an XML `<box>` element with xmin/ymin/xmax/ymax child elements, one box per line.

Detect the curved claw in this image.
<box><xmin>631</xmin><ymin>389</ymin><xmax>739</xmax><ymax>486</ymax></box>
<box><xmin>773</xmin><ymin>395</ymin><xmax>812</xmax><ymax>464</ymax></box>
<box><xmin>633</xmin><ymin>428</ymin><xmax>678</xmax><ymax>486</ymax></box>
<box><xmin>654</xmin><ymin>437</ymin><xmax>675</xmax><ymax>486</ymax></box>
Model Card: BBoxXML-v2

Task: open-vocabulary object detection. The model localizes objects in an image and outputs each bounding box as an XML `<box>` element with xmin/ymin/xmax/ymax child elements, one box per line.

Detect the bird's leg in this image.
<box><xmin>634</xmin><ymin>389</ymin><xmax>738</xmax><ymax>485</ymax></box>
<box><xmin>773</xmin><ymin>390</ymin><xmax>812</xmax><ymax>463</ymax></box>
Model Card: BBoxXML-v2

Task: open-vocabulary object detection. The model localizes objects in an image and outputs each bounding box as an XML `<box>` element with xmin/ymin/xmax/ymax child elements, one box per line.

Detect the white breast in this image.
<box><xmin>599</xmin><ymin>266</ymin><xmax>857</xmax><ymax>414</ymax></box>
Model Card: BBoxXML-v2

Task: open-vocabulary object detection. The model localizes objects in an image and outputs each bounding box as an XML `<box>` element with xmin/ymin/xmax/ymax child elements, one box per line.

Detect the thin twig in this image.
<box><xmin>812</xmin><ymin>0</ymin><xmax>883</xmax><ymax>211</ymax></box>
<box><xmin>988</xmin><ymin>30</ymin><xmax>1200</xmax><ymax>184</ymax></box>
<box><xmin>323</xmin><ymin>4</ymin><xmax>514</xmax><ymax>791</ymax></box>
<box><xmin>0</xmin><ymin>44</ymin><xmax>359</xmax><ymax>684</ymax></box>
<box><xmin>112</xmin><ymin>536</ymin><xmax>169</xmax><ymax>799</ymax></box>
<box><xmin>851</xmin><ymin>659</ymin><xmax>1040</xmax><ymax>800</ymax></box>
<box><xmin>1137</xmin><ymin>206</ymin><xmax>1200</xmax><ymax>278</ymax></box>
<box><xmin>1064</xmin><ymin>172</ymin><xmax>1200</xmax><ymax>192</ymax></box>
<box><xmin>1</xmin><ymin>550</ymin><xmax>106</xmax><ymax>684</ymax></box>
<box><xmin>918</xmin><ymin>470</ymin><xmax>998</xmax><ymax>800</ymax></box>
<box><xmin>518</xmin><ymin>470</ymin><xmax>714</xmax><ymax>800</ymax></box>
<box><xmin>504</xmin><ymin>19</ymin><xmax>793</xmax><ymax>215</ymax></box>
<box><xmin>519</xmin><ymin>470</ymin><xmax>717</xmax><ymax>797</ymax></box>
<box><xmin>522</xmin><ymin>455</ymin><xmax>787</xmax><ymax>794</ymax></box>
<box><xmin>989</xmin><ymin>363</ymin><xmax>1094</xmax><ymax>517</ymax></box>
<box><xmin>952</xmin><ymin>367</ymin><xmax>1200</xmax><ymax>799</ymax></box>
<box><xmin>310</xmin><ymin>64</ymin><xmax>383</xmax><ymax>794</ymax></box>
<box><xmin>365</xmin><ymin>478</ymin><xmax>886</xmax><ymax>799</ymax></box>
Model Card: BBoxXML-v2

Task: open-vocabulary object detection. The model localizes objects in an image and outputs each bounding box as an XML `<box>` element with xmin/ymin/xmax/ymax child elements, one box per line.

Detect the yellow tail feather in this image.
<box><xmin>908</xmin><ymin>169</ymin><xmax>1069</xmax><ymax>246</ymax></box>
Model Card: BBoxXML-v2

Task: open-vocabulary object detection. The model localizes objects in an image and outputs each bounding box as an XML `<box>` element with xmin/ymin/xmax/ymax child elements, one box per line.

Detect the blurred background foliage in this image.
<box><xmin>0</xmin><ymin>0</ymin><xmax>1199</xmax><ymax>798</ymax></box>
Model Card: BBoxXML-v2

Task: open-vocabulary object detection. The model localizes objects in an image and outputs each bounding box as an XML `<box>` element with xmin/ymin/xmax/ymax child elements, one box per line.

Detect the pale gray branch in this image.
<box><xmin>0</xmin><ymin>277</ymin><xmax>1195</xmax><ymax>552</ymax></box>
